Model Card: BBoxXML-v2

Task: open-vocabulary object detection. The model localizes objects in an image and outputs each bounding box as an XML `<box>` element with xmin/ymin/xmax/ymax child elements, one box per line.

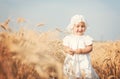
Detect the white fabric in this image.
<box><xmin>63</xmin><ymin>34</ymin><xmax>99</xmax><ymax>79</ymax></box>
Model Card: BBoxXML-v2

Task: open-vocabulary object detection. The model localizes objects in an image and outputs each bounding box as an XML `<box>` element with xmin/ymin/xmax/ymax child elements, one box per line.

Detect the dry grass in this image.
<box><xmin>0</xmin><ymin>18</ymin><xmax>120</xmax><ymax>79</ymax></box>
<box><xmin>0</xmin><ymin>18</ymin><xmax>11</xmax><ymax>32</ymax></box>
<box><xmin>0</xmin><ymin>29</ymin><xmax>65</xmax><ymax>79</ymax></box>
<box><xmin>91</xmin><ymin>41</ymin><xmax>120</xmax><ymax>79</ymax></box>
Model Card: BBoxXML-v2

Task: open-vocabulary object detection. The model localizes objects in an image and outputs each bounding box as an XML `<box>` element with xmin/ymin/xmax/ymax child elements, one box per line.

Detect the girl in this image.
<box><xmin>63</xmin><ymin>15</ymin><xmax>99</xmax><ymax>79</ymax></box>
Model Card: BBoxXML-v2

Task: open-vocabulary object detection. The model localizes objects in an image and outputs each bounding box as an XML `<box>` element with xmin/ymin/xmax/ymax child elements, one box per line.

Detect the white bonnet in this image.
<box><xmin>67</xmin><ymin>14</ymin><xmax>87</xmax><ymax>33</ymax></box>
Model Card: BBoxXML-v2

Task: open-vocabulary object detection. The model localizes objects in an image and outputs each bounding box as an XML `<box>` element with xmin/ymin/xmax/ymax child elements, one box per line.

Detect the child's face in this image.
<box><xmin>73</xmin><ymin>22</ymin><xmax>86</xmax><ymax>36</ymax></box>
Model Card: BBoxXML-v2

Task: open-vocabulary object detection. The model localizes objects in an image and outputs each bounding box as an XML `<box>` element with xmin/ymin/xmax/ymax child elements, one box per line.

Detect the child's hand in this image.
<box><xmin>74</xmin><ymin>49</ymin><xmax>82</xmax><ymax>54</ymax></box>
<box><xmin>74</xmin><ymin>45</ymin><xmax>93</xmax><ymax>54</ymax></box>
<box><xmin>67</xmin><ymin>48</ymin><xmax>74</xmax><ymax>55</ymax></box>
<box><xmin>64</xmin><ymin>46</ymin><xmax>74</xmax><ymax>55</ymax></box>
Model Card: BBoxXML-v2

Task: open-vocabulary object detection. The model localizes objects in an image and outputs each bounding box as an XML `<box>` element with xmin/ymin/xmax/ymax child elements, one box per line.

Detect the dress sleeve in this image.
<box><xmin>84</xmin><ymin>35</ymin><xmax>93</xmax><ymax>46</ymax></box>
<box><xmin>63</xmin><ymin>36</ymin><xmax>69</xmax><ymax>46</ymax></box>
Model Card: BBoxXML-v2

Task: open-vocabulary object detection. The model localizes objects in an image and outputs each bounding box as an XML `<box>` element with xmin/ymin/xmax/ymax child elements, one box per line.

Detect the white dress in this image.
<box><xmin>63</xmin><ymin>34</ymin><xmax>99</xmax><ymax>79</ymax></box>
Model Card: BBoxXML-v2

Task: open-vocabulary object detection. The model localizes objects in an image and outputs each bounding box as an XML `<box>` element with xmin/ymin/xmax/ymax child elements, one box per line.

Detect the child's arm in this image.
<box><xmin>63</xmin><ymin>46</ymin><xmax>74</xmax><ymax>55</ymax></box>
<box><xmin>74</xmin><ymin>44</ymin><xmax>93</xmax><ymax>54</ymax></box>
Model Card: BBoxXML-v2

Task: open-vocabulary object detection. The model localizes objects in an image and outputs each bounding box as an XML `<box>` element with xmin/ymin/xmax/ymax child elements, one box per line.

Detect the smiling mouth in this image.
<box><xmin>77</xmin><ymin>31</ymin><xmax>83</xmax><ymax>32</ymax></box>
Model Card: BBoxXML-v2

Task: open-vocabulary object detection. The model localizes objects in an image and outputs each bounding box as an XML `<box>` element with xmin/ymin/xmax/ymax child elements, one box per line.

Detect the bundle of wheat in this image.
<box><xmin>0</xmin><ymin>29</ymin><xmax>66</xmax><ymax>79</ymax></box>
<box><xmin>91</xmin><ymin>41</ymin><xmax>120</xmax><ymax>79</ymax></box>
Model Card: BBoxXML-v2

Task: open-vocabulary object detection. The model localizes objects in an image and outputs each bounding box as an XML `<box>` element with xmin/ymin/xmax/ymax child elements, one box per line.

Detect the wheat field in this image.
<box><xmin>0</xmin><ymin>18</ymin><xmax>120</xmax><ymax>79</ymax></box>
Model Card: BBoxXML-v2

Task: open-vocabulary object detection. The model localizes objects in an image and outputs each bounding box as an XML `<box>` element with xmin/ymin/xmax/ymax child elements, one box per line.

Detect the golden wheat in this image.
<box><xmin>0</xmin><ymin>18</ymin><xmax>120</xmax><ymax>79</ymax></box>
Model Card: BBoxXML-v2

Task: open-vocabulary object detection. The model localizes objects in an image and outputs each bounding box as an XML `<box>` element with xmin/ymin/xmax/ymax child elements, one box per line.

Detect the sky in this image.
<box><xmin>0</xmin><ymin>0</ymin><xmax>120</xmax><ymax>41</ymax></box>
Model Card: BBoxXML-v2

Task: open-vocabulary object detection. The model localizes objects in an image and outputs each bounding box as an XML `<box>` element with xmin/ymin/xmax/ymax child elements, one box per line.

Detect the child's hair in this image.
<box><xmin>67</xmin><ymin>14</ymin><xmax>87</xmax><ymax>33</ymax></box>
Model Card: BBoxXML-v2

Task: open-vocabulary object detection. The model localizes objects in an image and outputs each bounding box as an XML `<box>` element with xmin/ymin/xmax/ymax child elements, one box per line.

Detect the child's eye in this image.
<box><xmin>76</xmin><ymin>25</ymin><xmax>85</xmax><ymax>28</ymax></box>
<box><xmin>81</xmin><ymin>25</ymin><xmax>85</xmax><ymax>28</ymax></box>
